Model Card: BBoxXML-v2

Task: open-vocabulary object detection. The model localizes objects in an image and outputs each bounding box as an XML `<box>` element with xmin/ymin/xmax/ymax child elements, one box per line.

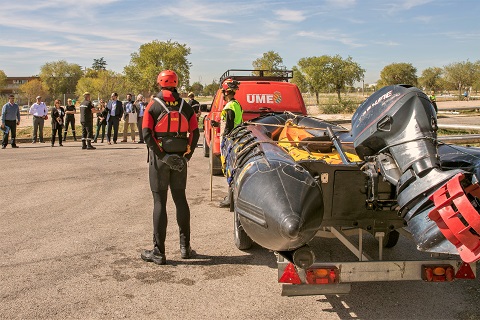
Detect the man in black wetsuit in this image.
<box><xmin>140</xmin><ymin>70</ymin><xmax>200</xmax><ymax>265</ymax></box>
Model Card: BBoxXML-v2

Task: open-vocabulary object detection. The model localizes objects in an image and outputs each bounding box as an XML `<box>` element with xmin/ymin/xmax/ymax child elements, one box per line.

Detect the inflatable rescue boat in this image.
<box><xmin>221</xmin><ymin>85</ymin><xmax>480</xmax><ymax>264</ymax></box>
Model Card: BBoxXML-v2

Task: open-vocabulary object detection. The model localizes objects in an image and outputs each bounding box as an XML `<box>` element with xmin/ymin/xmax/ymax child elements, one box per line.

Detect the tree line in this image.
<box><xmin>1</xmin><ymin>40</ymin><xmax>479</xmax><ymax>106</ymax></box>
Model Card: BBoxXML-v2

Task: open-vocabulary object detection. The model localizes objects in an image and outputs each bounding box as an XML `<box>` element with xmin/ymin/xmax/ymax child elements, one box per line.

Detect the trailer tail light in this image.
<box><xmin>422</xmin><ymin>265</ymin><xmax>455</xmax><ymax>282</ymax></box>
<box><xmin>279</xmin><ymin>263</ymin><xmax>301</xmax><ymax>284</ymax></box>
<box><xmin>455</xmin><ymin>262</ymin><xmax>476</xmax><ymax>279</ymax></box>
<box><xmin>306</xmin><ymin>267</ymin><xmax>339</xmax><ymax>284</ymax></box>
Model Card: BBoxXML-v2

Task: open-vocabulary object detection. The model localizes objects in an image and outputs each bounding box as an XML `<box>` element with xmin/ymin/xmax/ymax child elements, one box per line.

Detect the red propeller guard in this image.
<box><xmin>429</xmin><ymin>173</ymin><xmax>480</xmax><ymax>263</ymax></box>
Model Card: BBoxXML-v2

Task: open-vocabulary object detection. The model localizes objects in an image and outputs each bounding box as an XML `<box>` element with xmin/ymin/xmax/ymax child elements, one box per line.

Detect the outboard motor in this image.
<box><xmin>351</xmin><ymin>85</ymin><xmax>480</xmax><ymax>262</ymax></box>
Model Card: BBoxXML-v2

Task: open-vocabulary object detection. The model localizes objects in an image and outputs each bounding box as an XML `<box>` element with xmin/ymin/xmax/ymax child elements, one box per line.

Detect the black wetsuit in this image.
<box><xmin>142</xmin><ymin>89</ymin><xmax>200</xmax><ymax>253</ymax></box>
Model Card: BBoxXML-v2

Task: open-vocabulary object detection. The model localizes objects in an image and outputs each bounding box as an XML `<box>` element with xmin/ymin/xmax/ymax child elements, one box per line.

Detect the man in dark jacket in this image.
<box><xmin>141</xmin><ymin>70</ymin><xmax>200</xmax><ymax>265</ymax></box>
<box><xmin>79</xmin><ymin>92</ymin><xmax>99</xmax><ymax>150</ymax></box>
<box><xmin>187</xmin><ymin>92</ymin><xmax>201</xmax><ymax>121</ymax></box>
<box><xmin>105</xmin><ymin>92</ymin><xmax>124</xmax><ymax>144</ymax></box>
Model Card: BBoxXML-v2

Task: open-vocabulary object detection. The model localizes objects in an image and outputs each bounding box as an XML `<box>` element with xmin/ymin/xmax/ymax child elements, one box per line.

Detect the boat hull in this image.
<box><xmin>223</xmin><ymin>123</ymin><xmax>324</xmax><ymax>252</ymax></box>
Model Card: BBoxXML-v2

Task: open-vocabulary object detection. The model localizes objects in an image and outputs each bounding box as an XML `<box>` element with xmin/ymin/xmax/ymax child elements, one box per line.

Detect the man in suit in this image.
<box><xmin>105</xmin><ymin>92</ymin><xmax>124</xmax><ymax>144</ymax></box>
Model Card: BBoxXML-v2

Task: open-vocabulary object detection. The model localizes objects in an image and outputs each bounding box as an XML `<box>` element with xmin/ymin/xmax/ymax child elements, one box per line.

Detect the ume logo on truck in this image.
<box><xmin>246</xmin><ymin>91</ymin><xmax>282</xmax><ymax>104</ymax></box>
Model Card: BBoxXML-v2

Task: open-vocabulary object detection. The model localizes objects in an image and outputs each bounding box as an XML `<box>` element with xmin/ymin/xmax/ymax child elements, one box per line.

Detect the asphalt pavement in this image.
<box><xmin>1</xmin><ymin>134</ymin><xmax>480</xmax><ymax>319</ymax></box>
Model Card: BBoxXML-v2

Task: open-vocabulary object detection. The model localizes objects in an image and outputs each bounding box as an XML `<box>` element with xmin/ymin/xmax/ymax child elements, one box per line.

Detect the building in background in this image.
<box><xmin>1</xmin><ymin>76</ymin><xmax>40</xmax><ymax>105</ymax></box>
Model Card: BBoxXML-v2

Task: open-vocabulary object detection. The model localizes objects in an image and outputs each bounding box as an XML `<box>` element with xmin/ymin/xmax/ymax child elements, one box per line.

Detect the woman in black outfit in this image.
<box><xmin>51</xmin><ymin>99</ymin><xmax>65</xmax><ymax>147</ymax></box>
<box><xmin>93</xmin><ymin>100</ymin><xmax>107</xmax><ymax>143</ymax></box>
<box><xmin>63</xmin><ymin>98</ymin><xmax>77</xmax><ymax>141</ymax></box>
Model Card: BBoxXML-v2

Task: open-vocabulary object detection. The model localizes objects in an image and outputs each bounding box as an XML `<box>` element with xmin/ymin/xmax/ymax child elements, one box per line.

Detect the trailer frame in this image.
<box><xmin>278</xmin><ymin>227</ymin><xmax>477</xmax><ymax>296</ymax></box>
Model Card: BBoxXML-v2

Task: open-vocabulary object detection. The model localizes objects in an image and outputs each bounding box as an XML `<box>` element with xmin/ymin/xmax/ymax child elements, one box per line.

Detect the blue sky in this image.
<box><xmin>1</xmin><ymin>0</ymin><xmax>478</xmax><ymax>86</ymax></box>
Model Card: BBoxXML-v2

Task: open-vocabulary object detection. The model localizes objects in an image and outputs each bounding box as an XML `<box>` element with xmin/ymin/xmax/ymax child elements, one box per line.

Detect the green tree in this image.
<box><xmin>291</xmin><ymin>66</ymin><xmax>308</xmax><ymax>92</ymax></box>
<box><xmin>83</xmin><ymin>68</ymin><xmax>99</xmax><ymax>79</ymax></box>
<box><xmin>75</xmin><ymin>77</ymin><xmax>98</xmax><ymax>100</ymax></box>
<box><xmin>188</xmin><ymin>81</ymin><xmax>204</xmax><ymax>96</ymax></box>
<box><xmin>326</xmin><ymin>55</ymin><xmax>364</xmax><ymax>101</ymax></box>
<box><xmin>295</xmin><ymin>56</ymin><xmax>329</xmax><ymax>104</ymax></box>
<box><xmin>377</xmin><ymin>62</ymin><xmax>417</xmax><ymax>87</ymax></box>
<box><xmin>124</xmin><ymin>40</ymin><xmax>191</xmax><ymax>95</ymax></box>
<box><xmin>443</xmin><ymin>60</ymin><xmax>479</xmax><ymax>95</ymax></box>
<box><xmin>203</xmin><ymin>80</ymin><xmax>219</xmax><ymax>96</ymax></box>
<box><xmin>39</xmin><ymin>60</ymin><xmax>83</xmax><ymax>98</ymax></box>
<box><xmin>294</xmin><ymin>55</ymin><xmax>364</xmax><ymax>104</ymax></box>
<box><xmin>0</xmin><ymin>70</ymin><xmax>7</xmax><ymax>91</ymax></box>
<box><xmin>252</xmin><ymin>51</ymin><xmax>286</xmax><ymax>76</ymax></box>
<box><xmin>419</xmin><ymin>67</ymin><xmax>443</xmax><ymax>91</ymax></box>
<box><xmin>76</xmin><ymin>70</ymin><xmax>129</xmax><ymax>101</ymax></box>
<box><xmin>19</xmin><ymin>79</ymin><xmax>48</xmax><ymax>105</ymax></box>
<box><xmin>473</xmin><ymin>70</ymin><xmax>480</xmax><ymax>93</ymax></box>
<box><xmin>92</xmin><ymin>57</ymin><xmax>107</xmax><ymax>71</ymax></box>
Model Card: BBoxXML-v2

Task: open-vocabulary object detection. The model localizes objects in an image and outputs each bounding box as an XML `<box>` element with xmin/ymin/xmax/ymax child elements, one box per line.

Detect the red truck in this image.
<box><xmin>203</xmin><ymin>69</ymin><xmax>308</xmax><ymax>175</ymax></box>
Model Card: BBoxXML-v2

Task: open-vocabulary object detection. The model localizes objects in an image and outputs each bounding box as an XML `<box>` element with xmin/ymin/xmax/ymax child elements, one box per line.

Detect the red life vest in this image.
<box><xmin>153</xmin><ymin>98</ymin><xmax>189</xmax><ymax>153</ymax></box>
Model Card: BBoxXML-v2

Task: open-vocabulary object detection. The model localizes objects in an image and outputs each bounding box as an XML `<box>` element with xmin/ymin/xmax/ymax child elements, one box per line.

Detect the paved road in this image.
<box><xmin>1</xmin><ymin>136</ymin><xmax>480</xmax><ymax>319</ymax></box>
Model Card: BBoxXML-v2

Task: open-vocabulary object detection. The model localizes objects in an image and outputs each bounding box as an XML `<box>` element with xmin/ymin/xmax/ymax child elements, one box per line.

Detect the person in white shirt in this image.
<box><xmin>29</xmin><ymin>96</ymin><xmax>48</xmax><ymax>143</ymax></box>
<box><xmin>134</xmin><ymin>94</ymin><xmax>146</xmax><ymax>143</ymax></box>
<box><xmin>121</xmin><ymin>93</ymin><xmax>136</xmax><ymax>143</ymax></box>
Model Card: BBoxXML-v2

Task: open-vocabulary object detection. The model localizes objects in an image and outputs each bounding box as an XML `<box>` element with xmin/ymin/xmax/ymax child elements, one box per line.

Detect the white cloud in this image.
<box><xmin>297</xmin><ymin>30</ymin><xmax>364</xmax><ymax>48</ymax></box>
<box><xmin>439</xmin><ymin>31</ymin><xmax>480</xmax><ymax>41</ymax></box>
<box><xmin>401</xmin><ymin>0</ymin><xmax>434</xmax><ymax>10</ymax></box>
<box><xmin>413</xmin><ymin>15</ymin><xmax>433</xmax><ymax>23</ymax></box>
<box><xmin>324</xmin><ymin>0</ymin><xmax>356</xmax><ymax>8</ymax></box>
<box><xmin>382</xmin><ymin>0</ymin><xmax>434</xmax><ymax>14</ymax></box>
<box><xmin>372</xmin><ymin>40</ymin><xmax>400</xmax><ymax>46</ymax></box>
<box><xmin>274</xmin><ymin>9</ymin><xmax>306</xmax><ymax>22</ymax></box>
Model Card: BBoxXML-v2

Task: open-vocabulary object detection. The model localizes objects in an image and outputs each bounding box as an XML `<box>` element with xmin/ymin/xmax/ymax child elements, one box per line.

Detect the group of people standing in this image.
<box><xmin>1</xmin><ymin>91</ymin><xmax>202</xmax><ymax>150</ymax></box>
<box><xmin>78</xmin><ymin>92</ymin><xmax>149</xmax><ymax>149</ymax></box>
<box><xmin>0</xmin><ymin>95</ymin><xmax>78</xmax><ymax>148</ymax></box>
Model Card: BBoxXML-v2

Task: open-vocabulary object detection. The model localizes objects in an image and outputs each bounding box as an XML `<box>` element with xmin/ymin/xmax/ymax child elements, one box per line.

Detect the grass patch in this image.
<box><xmin>437</xmin><ymin>128</ymin><xmax>480</xmax><ymax>147</ymax></box>
<box><xmin>303</xmin><ymin>93</ymin><xmax>366</xmax><ymax>114</ymax></box>
<box><xmin>321</xmin><ymin>97</ymin><xmax>360</xmax><ymax>114</ymax></box>
<box><xmin>437</xmin><ymin>128</ymin><xmax>480</xmax><ymax>136</ymax></box>
<box><xmin>16</xmin><ymin>125</ymin><xmax>85</xmax><ymax>140</ymax></box>
<box><xmin>14</xmin><ymin>120</ymin><xmax>207</xmax><ymax>139</ymax></box>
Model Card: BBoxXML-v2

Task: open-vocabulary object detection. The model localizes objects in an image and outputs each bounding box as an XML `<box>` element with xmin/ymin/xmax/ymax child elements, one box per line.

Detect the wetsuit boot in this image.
<box><xmin>219</xmin><ymin>187</ymin><xmax>232</xmax><ymax>209</ymax></box>
<box><xmin>180</xmin><ymin>245</ymin><xmax>192</xmax><ymax>259</ymax></box>
<box><xmin>82</xmin><ymin>140</ymin><xmax>87</xmax><ymax>149</ymax></box>
<box><xmin>180</xmin><ymin>234</ymin><xmax>192</xmax><ymax>259</ymax></box>
<box><xmin>141</xmin><ymin>235</ymin><xmax>166</xmax><ymax>265</ymax></box>
<box><xmin>86</xmin><ymin>140</ymin><xmax>96</xmax><ymax>150</ymax></box>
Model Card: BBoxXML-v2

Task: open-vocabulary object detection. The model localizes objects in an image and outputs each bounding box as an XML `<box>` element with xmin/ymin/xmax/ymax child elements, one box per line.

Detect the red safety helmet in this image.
<box><xmin>157</xmin><ymin>70</ymin><xmax>178</xmax><ymax>88</ymax></box>
<box><xmin>221</xmin><ymin>78</ymin><xmax>240</xmax><ymax>93</ymax></box>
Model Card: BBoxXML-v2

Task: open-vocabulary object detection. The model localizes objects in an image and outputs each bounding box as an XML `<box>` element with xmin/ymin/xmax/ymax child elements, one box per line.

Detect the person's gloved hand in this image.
<box><xmin>162</xmin><ymin>154</ymin><xmax>185</xmax><ymax>172</ymax></box>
